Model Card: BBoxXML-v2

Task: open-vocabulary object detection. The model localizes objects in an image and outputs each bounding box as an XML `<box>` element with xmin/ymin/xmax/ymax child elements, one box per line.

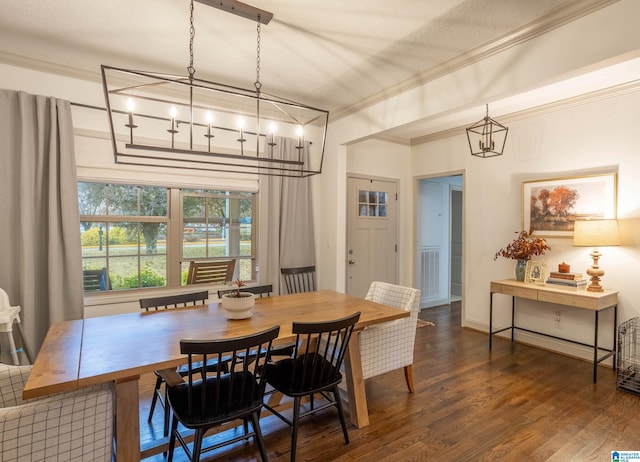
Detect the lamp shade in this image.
<box><xmin>573</xmin><ymin>219</ymin><xmax>620</xmax><ymax>247</ymax></box>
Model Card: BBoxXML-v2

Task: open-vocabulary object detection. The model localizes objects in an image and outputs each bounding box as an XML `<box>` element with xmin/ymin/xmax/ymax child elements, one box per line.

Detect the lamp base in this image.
<box><xmin>586</xmin><ymin>251</ymin><xmax>605</xmax><ymax>292</ymax></box>
<box><xmin>586</xmin><ymin>278</ymin><xmax>604</xmax><ymax>292</ymax></box>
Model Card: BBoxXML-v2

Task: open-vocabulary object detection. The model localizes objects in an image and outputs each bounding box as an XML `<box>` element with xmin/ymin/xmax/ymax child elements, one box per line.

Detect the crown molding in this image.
<box><xmin>331</xmin><ymin>0</ymin><xmax>620</xmax><ymax>121</ymax></box>
<box><xmin>0</xmin><ymin>50</ymin><xmax>101</xmax><ymax>83</ymax></box>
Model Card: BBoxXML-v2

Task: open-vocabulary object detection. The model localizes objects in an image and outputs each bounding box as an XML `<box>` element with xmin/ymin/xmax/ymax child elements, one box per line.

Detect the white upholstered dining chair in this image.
<box><xmin>359</xmin><ymin>281</ymin><xmax>421</xmax><ymax>392</ymax></box>
<box><xmin>0</xmin><ymin>363</ymin><xmax>114</xmax><ymax>462</ymax></box>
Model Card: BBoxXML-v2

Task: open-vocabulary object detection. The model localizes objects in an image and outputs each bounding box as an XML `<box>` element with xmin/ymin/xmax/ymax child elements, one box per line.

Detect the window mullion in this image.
<box><xmin>167</xmin><ymin>188</ymin><xmax>183</xmax><ymax>287</ymax></box>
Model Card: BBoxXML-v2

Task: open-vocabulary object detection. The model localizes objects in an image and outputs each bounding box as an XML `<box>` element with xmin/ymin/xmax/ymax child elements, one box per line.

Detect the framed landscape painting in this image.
<box><xmin>522</xmin><ymin>173</ymin><xmax>617</xmax><ymax>238</ymax></box>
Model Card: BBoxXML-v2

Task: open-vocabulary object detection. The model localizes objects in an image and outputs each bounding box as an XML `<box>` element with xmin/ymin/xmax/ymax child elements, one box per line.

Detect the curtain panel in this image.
<box><xmin>259</xmin><ymin>136</ymin><xmax>316</xmax><ymax>294</ymax></box>
<box><xmin>0</xmin><ymin>89</ymin><xmax>83</xmax><ymax>360</ymax></box>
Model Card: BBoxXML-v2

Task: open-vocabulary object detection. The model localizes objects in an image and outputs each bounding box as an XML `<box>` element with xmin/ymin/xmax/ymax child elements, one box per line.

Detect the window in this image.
<box><xmin>358</xmin><ymin>189</ymin><xmax>388</xmax><ymax>217</ymax></box>
<box><xmin>181</xmin><ymin>189</ymin><xmax>255</xmax><ymax>284</ymax></box>
<box><xmin>79</xmin><ymin>182</ymin><xmax>256</xmax><ymax>292</ymax></box>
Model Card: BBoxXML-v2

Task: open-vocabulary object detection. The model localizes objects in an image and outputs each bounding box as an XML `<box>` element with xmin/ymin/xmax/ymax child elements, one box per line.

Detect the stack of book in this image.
<box><xmin>546</xmin><ymin>271</ymin><xmax>587</xmax><ymax>287</ymax></box>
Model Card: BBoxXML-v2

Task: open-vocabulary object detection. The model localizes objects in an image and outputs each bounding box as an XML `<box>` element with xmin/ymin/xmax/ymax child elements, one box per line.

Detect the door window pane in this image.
<box><xmin>357</xmin><ymin>189</ymin><xmax>388</xmax><ymax>218</ymax></box>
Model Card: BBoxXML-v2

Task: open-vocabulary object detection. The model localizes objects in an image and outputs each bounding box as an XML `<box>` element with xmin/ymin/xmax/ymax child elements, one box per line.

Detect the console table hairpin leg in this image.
<box><xmin>489</xmin><ymin>280</ymin><xmax>618</xmax><ymax>384</ymax></box>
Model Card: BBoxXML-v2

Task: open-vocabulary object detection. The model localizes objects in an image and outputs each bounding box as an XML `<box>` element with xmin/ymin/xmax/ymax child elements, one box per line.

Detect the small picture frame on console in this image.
<box><xmin>525</xmin><ymin>260</ymin><xmax>547</xmax><ymax>284</ymax></box>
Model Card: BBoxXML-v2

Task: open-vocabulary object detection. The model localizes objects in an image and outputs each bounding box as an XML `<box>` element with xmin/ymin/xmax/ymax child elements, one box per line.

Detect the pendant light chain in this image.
<box><xmin>254</xmin><ymin>17</ymin><xmax>262</xmax><ymax>93</ymax></box>
<box><xmin>188</xmin><ymin>0</ymin><xmax>196</xmax><ymax>80</ymax></box>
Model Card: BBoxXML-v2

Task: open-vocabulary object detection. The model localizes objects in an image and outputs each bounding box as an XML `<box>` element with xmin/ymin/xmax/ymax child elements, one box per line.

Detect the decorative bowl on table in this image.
<box><xmin>221</xmin><ymin>292</ymin><xmax>255</xmax><ymax>319</ymax></box>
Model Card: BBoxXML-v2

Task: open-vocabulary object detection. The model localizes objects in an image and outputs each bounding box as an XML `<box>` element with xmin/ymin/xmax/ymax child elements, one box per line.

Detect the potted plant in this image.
<box><xmin>494</xmin><ymin>228</ymin><xmax>550</xmax><ymax>281</ymax></box>
<box><xmin>220</xmin><ymin>279</ymin><xmax>255</xmax><ymax>319</ymax></box>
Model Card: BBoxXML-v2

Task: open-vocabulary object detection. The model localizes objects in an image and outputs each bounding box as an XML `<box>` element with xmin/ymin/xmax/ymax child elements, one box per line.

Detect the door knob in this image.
<box><xmin>348</xmin><ymin>259</ymin><xmax>355</xmax><ymax>264</ymax></box>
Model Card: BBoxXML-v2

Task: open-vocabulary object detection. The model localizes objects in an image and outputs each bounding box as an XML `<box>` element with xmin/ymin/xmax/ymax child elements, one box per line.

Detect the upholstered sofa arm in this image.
<box><xmin>0</xmin><ymin>363</ymin><xmax>114</xmax><ymax>462</ymax></box>
<box><xmin>0</xmin><ymin>364</ymin><xmax>33</xmax><ymax>407</ymax></box>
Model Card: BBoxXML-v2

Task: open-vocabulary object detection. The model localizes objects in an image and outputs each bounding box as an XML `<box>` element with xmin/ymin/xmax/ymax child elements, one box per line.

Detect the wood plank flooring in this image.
<box><xmin>139</xmin><ymin>301</ymin><xmax>640</xmax><ymax>461</ymax></box>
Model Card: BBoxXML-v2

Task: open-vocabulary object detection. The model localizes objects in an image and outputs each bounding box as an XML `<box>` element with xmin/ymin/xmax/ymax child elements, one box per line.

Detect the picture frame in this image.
<box><xmin>522</xmin><ymin>173</ymin><xmax>617</xmax><ymax>238</ymax></box>
<box><xmin>525</xmin><ymin>260</ymin><xmax>547</xmax><ymax>284</ymax></box>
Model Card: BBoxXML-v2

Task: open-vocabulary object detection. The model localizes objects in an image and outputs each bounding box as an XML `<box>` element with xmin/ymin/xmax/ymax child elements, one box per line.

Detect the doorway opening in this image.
<box><xmin>416</xmin><ymin>174</ymin><xmax>463</xmax><ymax>312</ymax></box>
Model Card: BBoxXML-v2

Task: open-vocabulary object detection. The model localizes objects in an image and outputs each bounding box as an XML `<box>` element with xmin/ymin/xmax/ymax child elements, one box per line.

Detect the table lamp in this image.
<box><xmin>573</xmin><ymin>219</ymin><xmax>619</xmax><ymax>292</ymax></box>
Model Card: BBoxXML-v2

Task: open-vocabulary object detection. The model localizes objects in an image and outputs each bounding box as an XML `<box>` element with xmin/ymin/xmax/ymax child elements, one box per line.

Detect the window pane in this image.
<box><xmin>183</xmin><ymin>196</ymin><xmax>205</xmax><ymax>219</ymax></box>
<box><xmin>141</xmin><ymin>223</ymin><xmax>166</xmax><ymax>255</ymax></box>
<box><xmin>108</xmin><ymin>184</ymin><xmax>167</xmax><ymax>216</ymax></box>
<box><xmin>109</xmin><ymin>223</ymin><xmax>139</xmax><ymax>256</ymax></box>
<box><xmin>138</xmin><ymin>186</ymin><xmax>168</xmax><ymax>217</ymax></box>
<box><xmin>80</xmin><ymin>222</ymin><xmax>107</xmax><ymax>258</ymax></box>
<box><xmin>108</xmin><ymin>184</ymin><xmax>139</xmax><ymax>215</ymax></box>
<box><xmin>184</xmin><ymin>221</ymin><xmax>206</xmax><ymax>258</ymax></box>
<box><xmin>140</xmin><ymin>256</ymin><xmax>167</xmax><ymax>288</ymax></box>
<box><xmin>78</xmin><ymin>183</ymin><xmax>107</xmax><ymax>216</ymax></box>
<box><xmin>109</xmin><ymin>256</ymin><xmax>139</xmax><ymax>289</ymax></box>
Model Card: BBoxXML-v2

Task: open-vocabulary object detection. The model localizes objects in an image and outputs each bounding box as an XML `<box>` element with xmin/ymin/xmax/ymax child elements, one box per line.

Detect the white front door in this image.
<box><xmin>346</xmin><ymin>176</ymin><xmax>398</xmax><ymax>298</ymax></box>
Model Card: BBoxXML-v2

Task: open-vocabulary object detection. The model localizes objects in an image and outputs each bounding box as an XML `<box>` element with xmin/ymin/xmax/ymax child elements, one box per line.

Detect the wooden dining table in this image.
<box><xmin>23</xmin><ymin>290</ymin><xmax>409</xmax><ymax>461</ymax></box>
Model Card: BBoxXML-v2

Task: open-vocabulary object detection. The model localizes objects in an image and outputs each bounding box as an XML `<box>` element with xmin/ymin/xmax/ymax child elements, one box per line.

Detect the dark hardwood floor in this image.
<box><xmin>139</xmin><ymin>301</ymin><xmax>640</xmax><ymax>461</ymax></box>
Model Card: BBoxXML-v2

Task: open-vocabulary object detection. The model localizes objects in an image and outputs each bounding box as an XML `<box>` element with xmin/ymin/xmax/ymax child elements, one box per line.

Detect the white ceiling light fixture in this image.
<box><xmin>465</xmin><ymin>104</ymin><xmax>508</xmax><ymax>158</ymax></box>
<box><xmin>101</xmin><ymin>0</ymin><xmax>328</xmax><ymax>177</ymax></box>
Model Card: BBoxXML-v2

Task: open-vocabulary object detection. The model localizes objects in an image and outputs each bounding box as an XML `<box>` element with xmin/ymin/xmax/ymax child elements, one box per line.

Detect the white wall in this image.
<box><xmin>319</xmin><ymin>0</ymin><xmax>640</xmax><ymax>362</ymax></box>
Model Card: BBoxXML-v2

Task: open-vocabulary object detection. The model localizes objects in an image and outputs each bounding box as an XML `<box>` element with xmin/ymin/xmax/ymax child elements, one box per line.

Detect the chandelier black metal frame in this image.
<box><xmin>465</xmin><ymin>104</ymin><xmax>508</xmax><ymax>158</ymax></box>
<box><xmin>101</xmin><ymin>0</ymin><xmax>329</xmax><ymax>177</ymax></box>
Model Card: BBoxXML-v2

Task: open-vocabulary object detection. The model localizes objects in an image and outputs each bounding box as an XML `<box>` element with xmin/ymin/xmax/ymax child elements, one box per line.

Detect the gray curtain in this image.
<box><xmin>259</xmin><ymin>136</ymin><xmax>316</xmax><ymax>294</ymax></box>
<box><xmin>0</xmin><ymin>89</ymin><xmax>83</xmax><ymax>361</ymax></box>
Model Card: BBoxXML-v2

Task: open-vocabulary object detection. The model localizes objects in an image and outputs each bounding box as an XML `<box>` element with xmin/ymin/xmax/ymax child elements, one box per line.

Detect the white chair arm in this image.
<box><xmin>0</xmin><ymin>382</ymin><xmax>114</xmax><ymax>462</ymax></box>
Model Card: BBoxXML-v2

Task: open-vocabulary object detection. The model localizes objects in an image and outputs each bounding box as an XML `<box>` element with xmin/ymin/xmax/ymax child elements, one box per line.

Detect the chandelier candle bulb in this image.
<box><xmin>237</xmin><ymin>117</ymin><xmax>246</xmax><ymax>142</ymax></box>
<box><xmin>268</xmin><ymin>122</ymin><xmax>276</xmax><ymax>146</ymax></box>
<box><xmin>125</xmin><ymin>97</ymin><xmax>137</xmax><ymax>144</ymax></box>
<box><xmin>296</xmin><ymin>125</ymin><xmax>304</xmax><ymax>149</ymax></box>
<box><xmin>168</xmin><ymin>106</ymin><xmax>178</xmax><ymax>133</ymax></box>
<box><xmin>204</xmin><ymin>111</ymin><xmax>214</xmax><ymax>151</ymax></box>
<box><xmin>125</xmin><ymin>98</ymin><xmax>136</xmax><ymax>127</ymax></box>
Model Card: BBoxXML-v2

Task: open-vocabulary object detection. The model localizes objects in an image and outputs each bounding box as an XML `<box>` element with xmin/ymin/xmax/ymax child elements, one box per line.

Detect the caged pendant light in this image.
<box><xmin>465</xmin><ymin>104</ymin><xmax>508</xmax><ymax>158</ymax></box>
<box><xmin>101</xmin><ymin>0</ymin><xmax>328</xmax><ymax>177</ymax></box>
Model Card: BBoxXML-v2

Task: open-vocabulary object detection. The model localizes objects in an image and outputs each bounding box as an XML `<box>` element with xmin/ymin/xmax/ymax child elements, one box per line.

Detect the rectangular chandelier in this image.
<box><xmin>101</xmin><ymin>65</ymin><xmax>329</xmax><ymax>177</ymax></box>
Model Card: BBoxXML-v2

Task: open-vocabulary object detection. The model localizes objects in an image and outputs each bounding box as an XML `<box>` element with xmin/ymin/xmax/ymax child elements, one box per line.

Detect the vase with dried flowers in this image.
<box><xmin>494</xmin><ymin>228</ymin><xmax>550</xmax><ymax>281</ymax></box>
<box><xmin>220</xmin><ymin>279</ymin><xmax>255</xmax><ymax>319</ymax></box>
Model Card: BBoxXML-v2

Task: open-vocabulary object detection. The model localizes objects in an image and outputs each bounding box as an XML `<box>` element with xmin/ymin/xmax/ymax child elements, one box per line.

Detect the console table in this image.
<box><xmin>489</xmin><ymin>279</ymin><xmax>618</xmax><ymax>383</ymax></box>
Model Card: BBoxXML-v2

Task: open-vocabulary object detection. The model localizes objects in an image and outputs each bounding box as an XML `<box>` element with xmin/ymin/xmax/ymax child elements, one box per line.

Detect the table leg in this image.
<box><xmin>489</xmin><ymin>292</ymin><xmax>494</xmax><ymax>350</ymax></box>
<box><xmin>613</xmin><ymin>305</ymin><xmax>618</xmax><ymax>371</ymax></box>
<box><xmin>115</xmin><ymin>376</ymin><xmax>141</xmax><ymax>462</ymax></box>
<box><xmin>511</xmin><ymin>296</ymin><xmax>516</xmax><ymax>342</ymax></box>
<box><xmin>343</xmin><ymin>330</ymin><xmax>369</xmax><ymax>428</ymax></box>
<box><xmin>593</xmin><ymin>311</ymin><xmax>599</xmax><ymax>383</ymax></box>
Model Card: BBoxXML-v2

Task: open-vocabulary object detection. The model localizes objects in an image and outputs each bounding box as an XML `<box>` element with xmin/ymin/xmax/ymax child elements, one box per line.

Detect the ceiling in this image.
<box><xmin>0</xmin><ymin>0</ymin><xmax>607</xmax><ymax>126</ymax></box>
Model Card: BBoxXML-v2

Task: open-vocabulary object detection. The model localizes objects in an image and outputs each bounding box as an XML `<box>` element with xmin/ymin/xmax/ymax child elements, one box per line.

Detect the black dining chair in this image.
<box><xmin>217</xmin><ymin>284</ymin><xmax>273</xmax><ymax>298</ymax></box>
<box><xmin>280</xmin><ymin>266</ymin><xmax>316</xmax><ymax>294</ymax></box>
<box><xmin>166</xmin><ymin>325</ymin><xmax>281</xmax><ymax>462</ymax></box>
<box><xmin>139</xmin><ymin>290</ymin><xmax>227</xmax><ymax>437</ymax></box>
<box><xmin>262</xmin><ymin>312</ymin><xmax>361</xmax><ymax>462</ymax></box>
